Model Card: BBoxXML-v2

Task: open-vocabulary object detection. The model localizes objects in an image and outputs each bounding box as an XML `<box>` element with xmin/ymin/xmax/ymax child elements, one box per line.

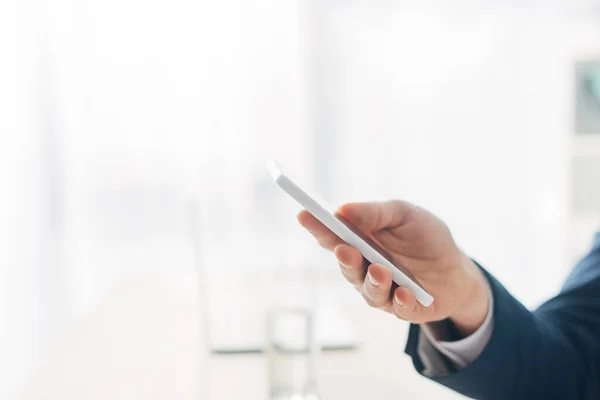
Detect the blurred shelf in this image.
<box><xmin>571</xmin><ymin>134</ymin><xmax>600</xmax><ymax>158</ymax></box>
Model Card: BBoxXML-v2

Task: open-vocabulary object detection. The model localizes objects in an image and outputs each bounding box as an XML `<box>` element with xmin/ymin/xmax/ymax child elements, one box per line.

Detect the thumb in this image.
<box><xmin>336</xmin><ymin>200</ymin><xmax>415</xmax><ymax>233</ymax></box>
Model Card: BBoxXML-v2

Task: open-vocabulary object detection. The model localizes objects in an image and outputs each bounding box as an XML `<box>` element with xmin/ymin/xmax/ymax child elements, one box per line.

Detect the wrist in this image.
<box><xmin>448</xmin><ymin>255</ymin><xmax>490</xmax><ymax>338</ymax></box>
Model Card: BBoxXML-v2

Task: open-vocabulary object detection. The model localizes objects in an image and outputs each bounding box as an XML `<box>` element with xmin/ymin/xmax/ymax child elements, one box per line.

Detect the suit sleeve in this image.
<box><xmin>418</xmin><ymin>282</ymin><xmax>494</xmax><ymax>375</ymax></box>
<box><xmin>405</xmin><ymin>233</ymin><xmax>600</xmax><ymax>400</ymax></box>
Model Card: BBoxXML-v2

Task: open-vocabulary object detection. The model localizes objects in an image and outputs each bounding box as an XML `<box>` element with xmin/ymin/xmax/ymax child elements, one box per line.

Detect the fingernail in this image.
<box><xmin>340</xmin><ymin>262</ymin><xmax>352</xmax><ymax>270</ymax></box>
<box><xmin>366</xmin><ymin>272</ymin><xmax>380</xmax><ymax>287</ymax></box>
<box><xmin>394</xmin><ymin>295</ymin><xmax>403</xmax><ymax>307</ymax></box>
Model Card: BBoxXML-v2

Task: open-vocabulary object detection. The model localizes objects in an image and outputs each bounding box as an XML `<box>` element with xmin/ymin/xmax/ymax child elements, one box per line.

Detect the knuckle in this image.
<box><xmin>339</xmin><ymin>266</ymin><xmax>358</xmax><ymax>283</ymax></box>
<box><xmin>320</xmin><ymin>238</ymin><xmax>339</xmax><ymax>250</ymax></box>
<box><xmin>392</xmin><ymin>307</ymin><xmax>407</xmax><ymax>320</ymax></box>
<box><xmin>391</xmin><ymin>300</ymin><xmax>423</xmax><ymax>322</ymax></box>
<box><xmin>363</xmin><ymin>281</ymin><xmax>384</xmax><ymax>298</ymax></box>
<box><xmin>361</xmin><ymin>291</ymin><xmax>383</xmax><ymax>308</ymax></box>
<box><xmin>362</xmin><ymin>297</ymin><xmax>379</xmax><ymax>309</ymax></box>
<box><xmin>318</xmin><ymin>239</ymin><xmax>331</xmax><ymax>250</ymax></box>
<box><xmin>391</xmin><ymin>302</ymin><xmax>406</xmax><ymax>318</ymax></box>
<box><xmin>394</xmin><ymin>311</ymin><xmax>409</xmax><ymax>321</ymax></box>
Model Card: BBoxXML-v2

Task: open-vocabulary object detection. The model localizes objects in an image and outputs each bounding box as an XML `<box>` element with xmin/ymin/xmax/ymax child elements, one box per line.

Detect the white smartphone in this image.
<box><xmin>267</xmin><ymin>160</ymin><xmax>434</xmax><ymax>307</ymax></box>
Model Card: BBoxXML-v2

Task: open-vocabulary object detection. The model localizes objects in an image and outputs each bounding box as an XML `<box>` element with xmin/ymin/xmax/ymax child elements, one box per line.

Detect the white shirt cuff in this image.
<box><xmin>418</xmin><ymin>280</ymin><xmax>494</xmax><ymax>376</ymax></box>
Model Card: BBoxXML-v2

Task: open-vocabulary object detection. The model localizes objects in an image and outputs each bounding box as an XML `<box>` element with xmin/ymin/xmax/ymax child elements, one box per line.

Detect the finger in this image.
<box><xmin>391</xmin><ymin>286</ymin><xmax>422</xmax><ymax>322</ymax></box>
<box><xmin>361</xmin><ymin>264</ymin><xmax>393</xmax><ymax>309</ymax></box>
<box><xmin>336</xmin><ymin>200</ymin><xmax>416</xmax><ymax>233</ymax></box>
<box><xmin>297</xmin><ymin>210</ymin><xmax>344</xmax><ymax>250</ymax></box>
<box><xmin>334</xmin><ymin>244</ymin><xmax>367</xmax><ymax>288</ymax></box>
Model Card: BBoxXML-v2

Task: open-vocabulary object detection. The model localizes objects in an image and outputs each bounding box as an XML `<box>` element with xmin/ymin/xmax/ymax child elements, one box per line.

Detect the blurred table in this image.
<box><xmin>15</xmin><ymin>274</ymin><xmax>466</xmax><ymax>400</ymax></box>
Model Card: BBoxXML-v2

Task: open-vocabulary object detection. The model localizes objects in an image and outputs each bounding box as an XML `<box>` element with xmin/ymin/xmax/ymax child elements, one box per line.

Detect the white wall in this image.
<box><xmin>2</xmin><ymin>0</ymin><xmax>315</xmax><ymax>395</ymax></box>
<box><xmin>0</xmin><ymin>0</ymin><xmax>45</xmax><ymax>394</ymax></box>
<box><xmin>318</xmin><ymin>3</ymin><xmax>600</xmax><ymax>306</ymax></box>
<box><xmin>42</xmin><ymin>0</ymin><xmax>316</xmax><ymax>315</ymax></box>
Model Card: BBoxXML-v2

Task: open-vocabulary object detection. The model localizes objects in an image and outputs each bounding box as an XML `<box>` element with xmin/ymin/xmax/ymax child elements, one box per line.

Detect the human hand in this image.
<box><xmin>298</xmin><ymin>200</ymin><xmax>489</xmax><ymax>337</ymax></box>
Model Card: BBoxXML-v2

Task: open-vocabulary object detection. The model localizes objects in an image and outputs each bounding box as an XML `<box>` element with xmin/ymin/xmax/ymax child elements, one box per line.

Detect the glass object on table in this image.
<box><xmin>266</xmin><ymin>266</ymin><xmax>320</xmax><ymax>400</ymax></box>
<box><xmin>188</xmin><ymin>199</ymin><xmax>211</xmax><ymax>399</ymax></box>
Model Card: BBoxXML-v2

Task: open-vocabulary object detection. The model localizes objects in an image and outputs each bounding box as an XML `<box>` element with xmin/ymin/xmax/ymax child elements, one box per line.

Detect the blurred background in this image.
<box><xmin>2</xmin><ymin>0</ymin><xmax>600</xmax><ymax>399</ymax></box>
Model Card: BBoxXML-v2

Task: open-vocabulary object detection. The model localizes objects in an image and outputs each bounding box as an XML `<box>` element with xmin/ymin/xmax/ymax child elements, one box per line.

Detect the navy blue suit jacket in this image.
<box><xmin>405</xmin><ymin>233</ymin><xmax>600</xmax><ymax>399</ymax></box>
